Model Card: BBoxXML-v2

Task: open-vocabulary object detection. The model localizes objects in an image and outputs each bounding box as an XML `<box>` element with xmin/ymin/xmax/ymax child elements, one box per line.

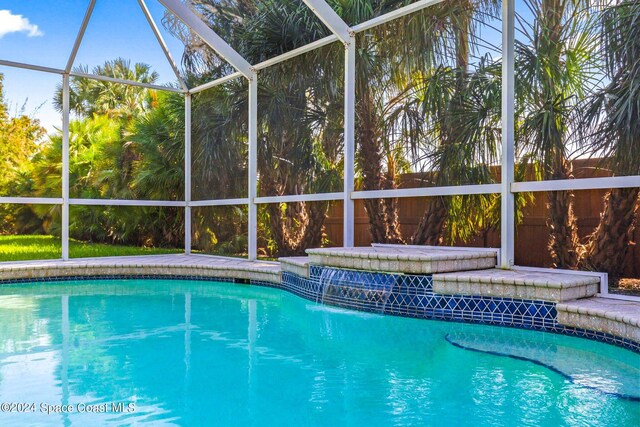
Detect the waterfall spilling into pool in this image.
<box><xmin>316</xmin><ymin>267</ymin><xmax>398</xmax><ymax>313</ymax></box>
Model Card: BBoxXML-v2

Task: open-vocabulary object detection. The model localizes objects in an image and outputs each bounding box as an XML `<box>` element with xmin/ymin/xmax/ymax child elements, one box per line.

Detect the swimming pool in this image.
<box><xmin>0</xmin><ymin>279</ymin><xmax>637</xmax><ymax>426</ymax></box>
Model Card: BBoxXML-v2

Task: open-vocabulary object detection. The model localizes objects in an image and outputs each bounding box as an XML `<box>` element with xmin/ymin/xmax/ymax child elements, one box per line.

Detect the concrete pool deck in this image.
<box><xmin>0</xmin><ymin>247</ymin><xmax>638</xmax><ymax>350</ymax></box>
<box><xmin>0</xmin><ymin>254</ymin><xmax>281</xmax><ymax>284</ymax></box>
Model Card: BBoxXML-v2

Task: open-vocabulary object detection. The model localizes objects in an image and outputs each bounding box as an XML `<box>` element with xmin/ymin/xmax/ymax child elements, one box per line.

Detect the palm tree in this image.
<box><xmin>515</xmin><ymin>0</ymin><xmax>599</xmax><ymax>268</ymax></box>
<box><xmin>128</xmin><ymin>91</ymin><xmax>185</xmax><ymax>202</ymax></box>
<box><xmin>54</xmin><ymin>58</ymin><xmax>160</xmax><ymax>120</ymax></box>
<box><xmin>345</xmin><ymin>0</ymin><xmax>501</xmax><ymax>245</ymax></box>
<box><xmin>48</xmin><ymin>60</ymin><xmax>186</xmax><ymax>248</ymax></box>
<box><xmin>167</xmin><ymin>0</ymin><xmax>507</xmax><ymax>252</ymax></box>
<box><xmin>166</xmin><ymin>0</ymin><xmax>343</xmax><ymax>256</ymax></box>
<box><xmin>516</xmin><ymin>0</ymin><xmax>598</xmax><ymax>268</ymax></box>
<box><xmin>579</xmin><ymin>0</ymin><xmax>640</xmax><ymax>280</ymax></box>
<box><xmin>410</xmin><ymin>55</ymin><xmax>503</xmax><ymax>245</ymax></box>
<box><xmin>190</xmin><ymin>80</ymin><xmax>247</xmax><ymax>202</ymax></box>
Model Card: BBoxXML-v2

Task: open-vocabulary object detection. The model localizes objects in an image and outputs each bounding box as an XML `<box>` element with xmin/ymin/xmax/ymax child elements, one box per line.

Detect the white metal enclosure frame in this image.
<box><xmin>0</xmin><ymin>0</ymin><xmax>637</xmax><ymax>283</ymax></box>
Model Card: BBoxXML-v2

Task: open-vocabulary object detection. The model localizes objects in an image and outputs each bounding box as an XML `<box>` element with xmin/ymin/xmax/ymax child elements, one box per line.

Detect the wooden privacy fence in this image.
<box><xmin>321</xmin><ymin>159</ymin><xmax>639</xmax><ymax>278</ymax></box>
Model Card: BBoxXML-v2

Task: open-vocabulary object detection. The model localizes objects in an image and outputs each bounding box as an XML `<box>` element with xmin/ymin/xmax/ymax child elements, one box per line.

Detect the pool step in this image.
<box><xmin>305</xmin><ymin>246</ymin><xmax>496</xmax><ymax>275</ymax></box>
<box><xmin>446</xmin><ymin>330</ymin><xmax>640</xmax><ymax>399</ymax></box>
<box><xmin>279</xmin><ymin>257</ymin><xmax>311</xmax><ymax>278</ymax></box>
<box><xmin>557</xmin><ymin>297</ymin><xmax>640</xmax><ymax>344</ymax></box>
<box><xmin>433</xmin><ymin>268</ymin><xmax>600</xmax><ymax>303</ymax></box>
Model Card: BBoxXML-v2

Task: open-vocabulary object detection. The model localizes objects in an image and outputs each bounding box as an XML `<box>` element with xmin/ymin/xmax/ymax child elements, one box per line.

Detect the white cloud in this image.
<box><xmin>0</xmin><ymin>10</ymin><xmax>43</xmax><ymax>39</ymax></box>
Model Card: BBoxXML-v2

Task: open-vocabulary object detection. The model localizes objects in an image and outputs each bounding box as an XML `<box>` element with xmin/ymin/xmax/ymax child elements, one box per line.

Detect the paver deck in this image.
<box><xmin>0</xmin><ymin>254</ymin><xmax>281</xmax><ymax>284</ymax></box>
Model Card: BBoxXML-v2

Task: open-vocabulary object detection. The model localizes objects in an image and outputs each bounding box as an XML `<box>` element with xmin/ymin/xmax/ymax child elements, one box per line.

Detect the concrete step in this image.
<box><xmin>279</xmin><ymin>256</ymin><xmax>311</xmax><ymax>278</ymax></box>
<box><xmin>306</xmin><ymin>246</ymin><xmax>496</xmax><ymax>274</ymax></box>
<box><xmin>433</xmin><ymin>268</ymin><xmax>600</xmax><ymax>303</ymax></box>
<box><xmin>557</xmin><ymin>297</ymin><xmax>640</xmax><ymax>344</ymax></box>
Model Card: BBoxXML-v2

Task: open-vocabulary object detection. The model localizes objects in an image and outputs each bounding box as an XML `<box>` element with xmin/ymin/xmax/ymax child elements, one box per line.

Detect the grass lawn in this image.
<box><xmin>0</xmin><ymin>235</ymin><xmax>183</xmax><ymax>262</ymax></box>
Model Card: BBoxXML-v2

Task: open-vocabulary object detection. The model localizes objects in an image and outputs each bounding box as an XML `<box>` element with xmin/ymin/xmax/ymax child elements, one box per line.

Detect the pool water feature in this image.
<box><xmin>318</xmin><ymin>268</ymin><xmax>396</xmax><ymax>312</ymax></box>
<box><xmin>0</xmin><ymin>279</ymin><xmax>637</xmax><ymax>426</ymax></box>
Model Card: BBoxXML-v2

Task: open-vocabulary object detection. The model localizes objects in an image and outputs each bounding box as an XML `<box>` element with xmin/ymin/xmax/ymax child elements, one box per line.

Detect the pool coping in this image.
<box><xmin>0</xmin><ymin>254</ymin><xmax>281</xmax><ymax>284</ymax></box>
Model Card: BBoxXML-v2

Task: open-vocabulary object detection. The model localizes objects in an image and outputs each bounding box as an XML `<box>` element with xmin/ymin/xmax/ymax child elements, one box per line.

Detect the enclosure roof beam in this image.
<box><xmin>253</xmin><ymin>35</ymin><xmax>338</xmax><ymax>70</ymax></box>
<box><xmin>138</xmin><ymin>0</ymin><xmax>189</xmax><ymax>91</ymax></box>
<box><xmin>301</xmin><ymin>0</ymin><xmax>352</xmax><ymax>43</ymax></box>
<box><xmin>157</xmin><ymin>0</ymin><xmax>254</xmax><ymax>79</ymax></box>
<box><xmin>0</xmin><ymin>60</ymin><xmax>64</xmax><ymax>75</ymax></box>
<box><xmin>70</xmin><ymin>71</ymin><xmax>184</xmax><ymax>93</ymax></box>
<box><xmin>190</xmin><ymin>33</ymin><xmax>343</xmax><ymax>93</ymax></box>
<box><xmin>0</xmin><ymin>59</ymin><xmax>183</xmax><ymax>93</ymax></box>
<box><xmin>190</xmin><ymin>71</ymin><xmax>244</xmax><ymax>94</ymax></box>
<box><xmin>351</xmin><ymin>0</ymin><xmax>446</xmax><ymax>33</ymax></box>
<box><xmin>66</xmin><ymin>0</ymin><xmax>96</xmax><ymax>73</ymax></box>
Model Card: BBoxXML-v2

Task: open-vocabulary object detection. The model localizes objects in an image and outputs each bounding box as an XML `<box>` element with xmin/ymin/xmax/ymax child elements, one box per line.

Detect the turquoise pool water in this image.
<box><xmin>0</xmin><ymin>279</ymin><xmax>637</xmax><ymax>426</ymax></box>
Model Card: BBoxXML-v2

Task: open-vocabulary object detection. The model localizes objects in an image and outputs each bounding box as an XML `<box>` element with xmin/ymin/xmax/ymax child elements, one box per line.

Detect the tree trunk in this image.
<box><xmin>267</xmin><ymin>204</ymin><xmax>292</xmax><ymax>256</ymax></box>
<box><xmin>299</xmin><ymin>201</ymin><xmax>329</xmax><ymax>250</ymax></box>
<box><xmin>409</xmin><ymin>6</ymin><xmax>472</xmax><ymax>246</ymax></box>
<box><xmin>546</xmin><ymin>188</ymin><xmax>580</xmax><ymax>268</ymax></box>
<box><xmin>411</xmin><ymin>197</ymin><xmax>447</xmax><ymax>245</ymax></box>
<box><xmin>546</xmin><ymin>158</ymin><xmax>580</xmax><ymax>269</ymax></box>
<box><xmin>364</xmin><ymin>199</ymin><xmax>389</xmax><ymax>243</ymax></box>
<box><xmin>357</xmin><ymin>90</ymin><xmax>393</xmax><ymax>243</ymax></box>
<box><xmin>262</xmin><ymin>168</ymin><xmax>329</xmax><ymax>256</ymax></box>
<box><xmin>382</xmin><ymin>167</ymin><xmax>404</xmax><ymax>243</ymax></box>
<box><xmin>260</xmin><ymin>169</ymin><xmax>295</xmax><ymax>256</ymax></box>
<box><xmin>580</xmin><ymin>187</ymin><xmax>639</xmax><ymax>281</ymax></box>
<box><xmin>538</xmin><ymin>0</ymin><xmax>581</xmax><ymax>269</ymax></box>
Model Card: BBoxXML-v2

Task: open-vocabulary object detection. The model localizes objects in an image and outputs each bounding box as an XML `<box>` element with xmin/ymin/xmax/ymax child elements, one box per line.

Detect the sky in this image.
<box><xmin>0</xmin><ymin>0</ymin><xmax>187</xmax><ymax>132</ymax></box>
<box><xmin>0</xmin><ymin>0</ymin><xmax>531</xmax><ymax>133</ymax></box>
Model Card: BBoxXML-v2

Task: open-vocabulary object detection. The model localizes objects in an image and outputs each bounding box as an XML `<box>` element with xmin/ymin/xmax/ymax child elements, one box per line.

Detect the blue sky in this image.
<box><xmin>0</xmin><ymin>0</ymin><xmax>186</xmax><ymax>131</ymax></box>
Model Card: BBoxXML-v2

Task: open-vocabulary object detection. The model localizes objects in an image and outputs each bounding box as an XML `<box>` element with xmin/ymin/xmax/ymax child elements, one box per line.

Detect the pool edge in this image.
<box><xmin>0</xmin><ymin>259</ymin><xmax>638</xmax><ymax>354</ymax></box>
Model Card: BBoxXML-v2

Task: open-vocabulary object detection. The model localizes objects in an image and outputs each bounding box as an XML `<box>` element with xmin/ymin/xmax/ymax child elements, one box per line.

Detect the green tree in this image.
<box><xmin>54</xmin><ymin>58</ymin><xmax>160</xmax><ymax>120</ymax></box>
<box><xmin>348</xmin><ymin>0</ymin><xmax>501</xmax><ymax>245</ymax></box>
<box><xmin>167</xmin><ymin>1</ymin><xmax>343</xmax><ymax>255</ymax></box>
<box><xmin>0</xmin><ymin>74</ymin><xmax>46</xmax><ymax>198</ymax></box>
<box><xmin>0</xmin><ymin>73</ymin><xmax>49</xmax><ymax>234</ymax></box>
<box><xmin>515</xmin><ymin>0</ymin><xmax>599</xmax><ymax>268</ymax></box>
<box><xmin>579</xmin><ymin>0</ymin><xmax>640</xmax><ymax>280</ymax></box>
<box><xmin>168</xmin><ymin>0</ymin><xmax>503</xmax><ymax>254</ymax></box>
<box><xmin>41</xmin><ymin>60</ymin><xmax>185</xmax><ymax>248</ymax></box>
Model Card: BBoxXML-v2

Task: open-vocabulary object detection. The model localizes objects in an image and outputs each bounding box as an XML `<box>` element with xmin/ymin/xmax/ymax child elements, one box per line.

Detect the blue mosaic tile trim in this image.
<box><xmin>249</xmin><ymin>279</ymin><xmax>282</xmax><ymax>288</ymax></box>
<box><xmin>283</xmin><ymin>268</ymin><xmax>640</xmax><ymax>354</ymax></box>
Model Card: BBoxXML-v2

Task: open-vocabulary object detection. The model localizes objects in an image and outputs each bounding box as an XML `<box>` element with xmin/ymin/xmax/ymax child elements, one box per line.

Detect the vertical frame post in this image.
<box><xmin>184</xmin><ymin>93</ymin><xmax>192</xmax><ymax>254</ymax></box>
<box><xmin>500</xmin><ymin>0</ymin><xmax>515</xmax><ymax>268</ymax></box>
<box><xmin>62</xmin><ymin>74</ymin><xmax>70</xmax><ymax>260</ymax></box>
<box><xmin>248</xmin><ymin>75</ymin><xmax>258</xmax><ymax>260</ymax></box>
<box><xmin>343</xmin><ymin>36</ymin><xmax>356</xmax><ymax>247</ymax></box>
